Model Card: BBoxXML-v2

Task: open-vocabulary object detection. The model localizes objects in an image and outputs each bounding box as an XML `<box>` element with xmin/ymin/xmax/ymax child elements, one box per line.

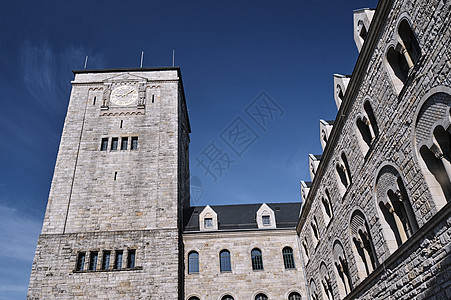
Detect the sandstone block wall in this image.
<box><xmin>183</xmin><ymin>230</ymin><xmax>306</xmax><ymax>300</ymax></box>
<box><xmin>29</xmin><ymin>68</ymin><xmax>190</xmax><ymax>299</ymax></box>
<box><xmin>297</xmin><ymin>0</ymin><xmax>450</xmax><ymax>299</ymax></box>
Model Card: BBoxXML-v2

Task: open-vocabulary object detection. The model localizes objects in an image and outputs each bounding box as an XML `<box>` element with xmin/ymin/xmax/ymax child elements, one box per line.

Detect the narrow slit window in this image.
<box><xmin>120</xmin><ymin>120</ymin><xmax>123</xmax><ymax>128</ymax></box>
<box><xmin>152</xmin><ymin>94</ymin><xmax>155</xmax><ymax>103</ymax></box>
<box><xmin>102</xmin><ymin>251</ymin><xmax>111</xmax><ymax>270</ymax></box>
<box><xmin>93</xmin><ymin>96</ymin><xmax>96</xmax><ymax>105</ymax></box>
<box><xmin>114</xmin><ymin>250</ymin><xmax>123</xmax><ymax>270</ymax></box>
<box><xmin>111</xmin><ymin>137</ymin><xmax>118</xmax><ymax>151</ymax></box>
<box><xmin>114</xmin><ymin>172</ymin><xmax>117</xmax><ymax>181</ymax></box>
<box><xmin>89</xmin><ymin>251</ymin><xmax>98</xmax><ymax>271</ymax></box>
<box><xmin>121</xmin><ymin>137</ymin><xmax>128</xmax><ymax>150</ymax></box>
<box><xmin>101</xmin><ymin>138</ymin><xmax>108</xmax><ymax>151</ymax></box>
<box><xmin>131</xmin><ymin>137</ymin><xmax>138</xmax><ymax>150</ymax></box>
<box><xmin>76</xmin><ymin>252</ymin><xmax>86</xmax><ymax>271</ymax></box>
<box><xmin>127</xmin><ymin>249</ymin><xmax>136</xmax><ymax>268</ymax></box>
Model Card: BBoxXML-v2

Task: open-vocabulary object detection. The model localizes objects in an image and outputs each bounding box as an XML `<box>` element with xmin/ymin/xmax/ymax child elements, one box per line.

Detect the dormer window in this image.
<box><xmin>204</xmin><ymin>218</ymin><xmax>213</xmax><ymax>228</ymax></box>
<box><xmin>199</xmin><ymin>206</ymin><xmax>218</xmax><ymax>231</ymax></box>
<box><xmin>262</xmin><ymin>215</ymin><xmax>270</xmax><ymax>226</ymax></box>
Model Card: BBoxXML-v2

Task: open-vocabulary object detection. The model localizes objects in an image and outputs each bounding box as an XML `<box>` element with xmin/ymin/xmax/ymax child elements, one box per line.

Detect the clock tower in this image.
<box><xmin>28</xmin><ymin>67</ymin><xmax>190</xmax><ymax>299</ymax></box>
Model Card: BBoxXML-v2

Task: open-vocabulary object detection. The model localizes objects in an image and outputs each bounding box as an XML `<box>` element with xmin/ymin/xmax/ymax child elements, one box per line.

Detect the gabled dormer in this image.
<box><xmin>256</xmin><ymin>203</ymin><xmax>276</xmax><ymax>229</ymax></box>
<box><xmin>199</xmin><ymin>205</ymin><xmax>218</xmax><ymax>231</ymax></box>
<box><xmin>333</xmin><ymin>74</ymin><xmax>351</xmax><ymax>109</ymax></box>
<box><xmin>309</xmin><ymin>154</ymin><xmax>322</xmax><ymax>181</ymax></box>
<box><xmin>320</xmin><ymin>119</ymin><xmax>334</xmax><ymax>150</ymax></box>
<box><xmin>353</xmin><ymin>8</ymin><xmax>375</xmax><ymax>52</ymax></box>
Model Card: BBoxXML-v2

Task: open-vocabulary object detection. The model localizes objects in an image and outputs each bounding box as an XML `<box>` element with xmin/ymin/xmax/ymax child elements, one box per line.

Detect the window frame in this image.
<box><xmin>76</xmin><ymin>252</ymin><xmax>86</xmax><ymax>271</ymax></box>
<box><xmin>188</xmin><ymin>251</ymin><xmax>199</xmax><ymax>274</ymax></box>
<box><xmin>251</xmin><ymin>248</ymin><xmax>264</xmax><ymax>271</ymax></box>
<box><xmin>219</xmin><ymin>249</ymin><xmax>232</xmax><ymax>272</ymax></box>
<box><xmin>114</xmin><ymin>250</ymin><xmax>123</xmax><ymax>270</ymax></box>
<box><xmin>282</xmin><ymin>247</ymin><xmax>296</xmax><ymax>269</ymax></box>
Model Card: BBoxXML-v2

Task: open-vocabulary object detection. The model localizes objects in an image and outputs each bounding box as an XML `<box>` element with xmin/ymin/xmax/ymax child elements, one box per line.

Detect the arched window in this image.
<box><xmin>364</xmin><ymin>101</ymin><xmax>379</xmax><ymax>138</ymax></box>
<box><xmin>282</xmin><ymin>247</ymin><xmax>296</xmax><ymax>269</ymax></box>
<box><xmin>302</xmin><ymin>238</ymin><xmax>310</xmax><ymax>263</ymax></box>
<box><xmin>321</xmin><ymin>189</ymin><xmax>333</xmax><ymax>224</ymax></box>
<box><xmin>311</xmin><ymin>216</ymin><xmax>320</xmax><ymax>246</ymax></box>
<box><xmin>320</xmin><ymin>263</ymin><xmax>334</xmax><ymax>300</ymax></box>
<box><xmin>336</xmin><ymin>153</ymin><xmax>352</xmax><ymax>195</ymax></box>
<box><xmin>350</xmin><ymin>210</ymin><xmax>378</xmax><ymax>280</ymax></box>
<box><xmin>376</xmin><ymin>165</ymin><xmax>419</xmax><ymax>252</ymax></box>
<box><xmin>415</xmin><ymin>92</ymin><xmax>451</xmax><ymax>207</ymax></box>
<box><xmin>333</xmin><ymin>241</ymin><xmax>353</xmax><ymax>298</ymax></box>
<box><xmin>387</xmin><ymin>46</ymin><xmax>409</xmax><ymax>84</ymax></box>
<box><xmin>310</xmin><ymin>279</ymin><xmax>320</xmax><ymax>300</ymax></box>
<box><xmin>221</xmin><ymin>295</ymin><xmax>234</xmax><ymax>300</ymax></box>
<box><xmin>255</xmin><ymin>293</ymin><xmax>268</xmax><ymax>300</ymax></box>
<box><xmin>188</xmin><ymin>251</ymin><xmax>199</xmax><ymax>274</ymax></box>
<box><xmin>398</xmin><ymin>19</ymin><xmax>421</xmax><ymax>66</ymax></box>
<box><xmin>220</xmin><ymin>250</ymin><xmax>231</xmax><ymax>272</ymax></box>
<box><xmin>251</xmin><ymin>248</ymin><xmax>264</xmax><ymax>270</ymax></box>
<box><xmin>357</xmin><ymin>100</ymin><xmax>379</xmax><ymax>153</ymax></box>
<box><xmin>188</xmin><ymin>297</ymin><xmax>200</xmax><ymax>300</ymax></box>
<box><xmin>381</xmin><ymin>178</ymin><xmax>417</xmax><ymax>245</ymax></box>
<box><xmin>386</xmin><ymin>19</ymin><xmax>421</xmax><ymax>93</ymax></box>
<box><xmin>288</xmin><ymin>292</ymin><xmax>302</xmax><ymax>300</ymax></box>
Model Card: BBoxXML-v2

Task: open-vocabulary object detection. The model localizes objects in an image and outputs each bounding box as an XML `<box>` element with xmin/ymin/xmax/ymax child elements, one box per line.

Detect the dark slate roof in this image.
<box><xmin>313</xmin><ymin>154</ymin><xmax>322</xmax><ymax>160</ymax></box>
<box><xmin>304</xmin><ymin>181</ymin><xmax>312</xmax><ymax>188</ymax></box>
<box><xmin>183</xmin><ymin>202</ymin><xmax>301</xmax><ymax>232</ymax></box>
<box><xmin>326</xmin><ymin>120</ymin><xmax>335</xmax><ymax>125</ymax></box>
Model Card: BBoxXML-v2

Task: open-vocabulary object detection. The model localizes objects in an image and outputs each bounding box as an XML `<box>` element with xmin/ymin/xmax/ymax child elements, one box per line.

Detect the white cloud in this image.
<box><xmin>0</xmin><ymin>204</ymin><xmax>41</xmax><ymax>261</ymax></box>
<box><xmin>19</xmin><ymin>41</ymin><xmax>106</xmax><ymax>114</ymax></box>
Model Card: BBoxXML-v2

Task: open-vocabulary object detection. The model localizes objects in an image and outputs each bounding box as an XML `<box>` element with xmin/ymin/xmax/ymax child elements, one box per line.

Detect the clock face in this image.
<box><xmin>110</xmin><ymin>86</ymin><xmax>138</xmax><ymax>106</ymax></box>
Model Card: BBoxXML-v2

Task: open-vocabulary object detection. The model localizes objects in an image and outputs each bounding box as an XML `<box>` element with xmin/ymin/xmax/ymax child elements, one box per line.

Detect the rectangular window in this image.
<box><xmin>121</xmin><ymin>137</ymin><xmax>128</xmax><ymax>150</ymax></box>
<box><xmin>76</xmin><ymin>252</ymin><xmax>86</xmax><ymax>271</ymax></box>
<box><xmin>100</xmin><ymin>138</ymin><xmax>108</xmax><ymax>151</ymax></box>
<box><xmin>127</xmin><ymin>249</ymin><xmax>136</xmax><ymax>268</ymax></box>
<box><xmin>262</xmin><ymin>215</ymin><xmax>270</xmax><ymax>226</ymax></box>
<box><xmin>204</xmin><ymin>218</ymin><xmax>213</xmax><ymax>228</ymax></box>
<box><xmin>102</xmin><ymin>251</ymin><xmax>111</xmax><ymax>270</ymax></box>
<box><xmin>89</xmin><ymin>251</ymin><xmax>98</xmax><ymax>271</ymax></box>
<box><xmin>131</xmin><ymin>137</ymin><xmax>138</xmax><ymax>150</ymax></box>
<box><xmin>111</xmin><ymin>137</ymin><xmax>118</xmax><ymax>151</ymax></box>
<box><xmin>114</xmin><ymin>250</ymin><xmax>123</xmax><ymax>270</ymax></box>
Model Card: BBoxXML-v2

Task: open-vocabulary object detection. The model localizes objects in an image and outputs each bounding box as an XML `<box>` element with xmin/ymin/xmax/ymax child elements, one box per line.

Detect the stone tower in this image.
<box><xmin>28</xmin><ymin>67</ymin><xmax>190</xmax><ymax>299</ymax></box>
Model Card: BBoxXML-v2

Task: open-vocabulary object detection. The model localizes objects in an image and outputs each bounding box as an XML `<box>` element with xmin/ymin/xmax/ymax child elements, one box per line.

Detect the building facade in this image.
<box><xmin>298</xmin><ymin>0</ymin><xmax>451</xmax><ymax>299</ymax></box>
<box><xmin>28</xmin><ymin>68</ymin><xmax>191</xmax><ymax>299</ymax></box>
<box><xmin>28</xmin><ymin>0</ymin><xmax>450</xmax><ymax>299</ymax></box>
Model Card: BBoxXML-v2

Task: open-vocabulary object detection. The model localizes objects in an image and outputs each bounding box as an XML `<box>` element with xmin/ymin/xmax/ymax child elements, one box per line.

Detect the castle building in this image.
<box><xmin>297</xmin><ymin>0</ymin><xmax>451</xmax><ymax>299</ymax></box>
<box><xmin>28</xmin><ymin>0</ymin><xmax>450</xmax><ymax>299</ymax></box>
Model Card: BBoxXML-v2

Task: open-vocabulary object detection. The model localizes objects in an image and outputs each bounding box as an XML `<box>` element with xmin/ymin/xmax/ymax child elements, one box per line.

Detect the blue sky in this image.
<box><xmin>0</xmin><ymin>0</ymin><xmax>378</xmax><ymax>298</ymax></box>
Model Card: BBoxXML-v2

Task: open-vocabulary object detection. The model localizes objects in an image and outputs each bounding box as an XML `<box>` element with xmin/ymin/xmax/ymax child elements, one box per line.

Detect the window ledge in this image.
<box><xmin>74</xmin><ymin>266</ymin><xmax>143</xmax><ymax>273</ymax></box>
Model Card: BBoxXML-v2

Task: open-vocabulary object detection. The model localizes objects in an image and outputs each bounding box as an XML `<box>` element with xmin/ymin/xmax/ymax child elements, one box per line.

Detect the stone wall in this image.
<box><xmin>183</xmin><ymin>229</ymin><xmax>306</xmax><ymax>300</ymax></box>
<box><xmin>29</xmin><ymin>68</ymin><xmax>190</xmax><ymax>299</ymax></box>
<box><xmin>28</xmin><ymin>229</ymin><xmax>180</xmax><ymax>299</ymax></box>
<box><xmin>297</xmin><ymin>0</ymin><xmax>451</xmax><ymax>299</ymax></box>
